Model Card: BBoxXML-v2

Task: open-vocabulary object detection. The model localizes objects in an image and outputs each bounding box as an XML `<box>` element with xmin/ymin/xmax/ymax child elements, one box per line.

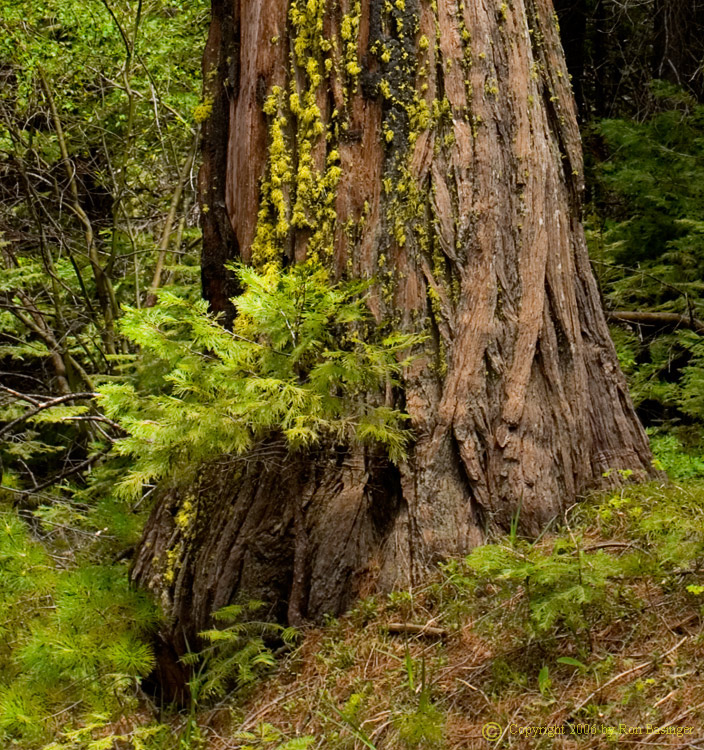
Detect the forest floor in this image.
<box><xmin>193</xmin><ymin>480</ymin><xmax>704</xmax><ymax>750</ymax></box>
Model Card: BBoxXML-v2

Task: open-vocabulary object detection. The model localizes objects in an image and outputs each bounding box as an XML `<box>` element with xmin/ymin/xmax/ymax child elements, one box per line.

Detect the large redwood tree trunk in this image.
<box><xmin>133</xmin><ymin>0</ymin><xmax>656</xmax><ymax>674</ymax></box>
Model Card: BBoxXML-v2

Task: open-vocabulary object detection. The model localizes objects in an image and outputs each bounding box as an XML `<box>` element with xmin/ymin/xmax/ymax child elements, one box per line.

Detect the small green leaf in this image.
<box><xmin>538</xmin><ymin>665</ymin><xmax>552</xmax><ymax>696</ymax></box>
<box><xmin>557</xmin><ymin>656</ymin><xmax>588</xmax><ymax>671</ymax></box>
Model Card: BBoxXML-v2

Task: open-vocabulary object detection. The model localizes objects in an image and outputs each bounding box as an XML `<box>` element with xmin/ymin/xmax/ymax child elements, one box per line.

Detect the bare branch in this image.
<box><xmin>0</xmin><ymin>389</ymin><xmax>99</xmax><ymax>440</ymax></box>
<box><xmin>608</xmin><ymin>310</ymin><xmax>704</xmax><ymax>333</ymax></box>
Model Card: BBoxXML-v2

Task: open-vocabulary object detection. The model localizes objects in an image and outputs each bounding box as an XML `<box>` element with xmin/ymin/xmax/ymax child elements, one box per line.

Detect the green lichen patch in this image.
<box><xmin>252</xmin><ymin>0</ymin><xmax>343</xmax><ymax>269</ymax></box>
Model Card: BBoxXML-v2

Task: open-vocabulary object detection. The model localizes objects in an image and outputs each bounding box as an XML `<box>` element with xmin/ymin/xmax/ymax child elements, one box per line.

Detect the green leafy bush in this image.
<box><xmin>394</xmin><ymin>690</ymin><xmax>444</xmax><ymax>749</ymax></box>
<box><xmin>100</xmin><ymin>261</ymin><xmax>423</xmax><ymax>497</ymax></box>
<box><xmin>185</xmin><ymin>602</ymin><xmax>298</xmax><ymax>703</ymax></box>
<box><xmin>460</xmin><ymin>538</ymin><xmax>632</xmax><ymax>645</ymax></box>
<box><xmin>591</xmin><ymin>83</ymin><xmax>704</xmax><ymax>282</ymax></box>
<box><xmin>443</xmin><ymin>480</ymin><xmax>704</xmax><ymax>653</ymax></box>
<box><xmin>647</xmin><ymin>430</ymin><xmax>704</xmax><ymax>479</ymax></box>
<box><xmin>231</xmin><ymin>724</ymin><xmax>314</xmax><ymax>750</ymax></box>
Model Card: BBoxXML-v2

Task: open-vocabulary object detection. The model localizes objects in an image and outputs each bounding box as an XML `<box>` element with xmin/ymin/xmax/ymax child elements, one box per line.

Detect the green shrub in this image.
<box><xmin>0</xmin><ymin>511</ymin><xmax>159</xmax><ymax>747</ymax></box>
<box><xmin>100</xmin><ymin>261</ymin><xmax>423</xmax><ymax>498</ymax></box>
<box><xmin>462</xmin><ymin>538</ymin><xmax>633</xmax><ymax>646</ymax></box>
<box><xmin>444</xmin><ymin>480</ymin><xmax>704</xmax><ymax>652</ymax></box>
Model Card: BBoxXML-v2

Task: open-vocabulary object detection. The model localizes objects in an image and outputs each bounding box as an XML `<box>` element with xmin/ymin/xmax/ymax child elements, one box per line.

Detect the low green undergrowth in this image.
<box><xmin>3</xmin><ymin>478</ymin><xmax>704</xmax><ymax>748</ymax></box>
<box><xmin>0</xmin><ymin>511</ymin><xmax>161</xmax><ymax>748</ymax></box>
<box><xmin>441</xmin><ymin>481</ymin><xmax>704</xmax><ymax>655</ymax></box>
<box><xmin>203</xmin><ymin>480</ymin><xmax>704</xmax><ymax>749</ymax></box>
<box><xmin>0</xmin><ymin>509</ymin><xmax>302</xmax><ymax>749</ymax></box>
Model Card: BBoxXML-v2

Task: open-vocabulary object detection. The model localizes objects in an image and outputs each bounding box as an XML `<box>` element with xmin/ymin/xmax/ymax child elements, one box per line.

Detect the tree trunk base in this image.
<box><xmin>132</xmin><ymin>415</ymin><xmax>655</xmax><ymax>663</ymax></box>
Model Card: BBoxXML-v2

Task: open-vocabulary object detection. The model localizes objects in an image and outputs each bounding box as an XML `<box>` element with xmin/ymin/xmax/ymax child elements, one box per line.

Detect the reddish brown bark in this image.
<box><xmin>134</xmin><ymin>0</ymin><xmax>657</xmax><ymax>678</ymax></box>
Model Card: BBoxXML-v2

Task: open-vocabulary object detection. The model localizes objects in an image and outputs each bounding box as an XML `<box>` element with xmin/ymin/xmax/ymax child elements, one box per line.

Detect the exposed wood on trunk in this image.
<box><xmin>134</xmin><ymin>0</ymin><xmax>657</xmax><ymax>677</ymax></box>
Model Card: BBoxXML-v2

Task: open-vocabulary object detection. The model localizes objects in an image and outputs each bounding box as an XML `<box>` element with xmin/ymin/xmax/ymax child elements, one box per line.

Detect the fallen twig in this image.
<box><xmin>573</xmin><ymin>636</ymin><xmax>687</xmax><ymax>714</ymax></box>
<box><xmin>386</xmin><ymin>622</ymin><xmax>448</xmax><ymax>637</ymax></box>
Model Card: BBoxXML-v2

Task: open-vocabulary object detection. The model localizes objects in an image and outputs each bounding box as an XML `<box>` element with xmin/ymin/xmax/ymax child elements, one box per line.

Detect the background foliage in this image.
<box><xmin>585</xmin><ymin>83</ymin><xmax>704</xmax><ymax>471</ymax></box>
<box><xmin>0</xmin><ymin>1</ymin><xmax>208</xmax><ymax>746</ymax></box>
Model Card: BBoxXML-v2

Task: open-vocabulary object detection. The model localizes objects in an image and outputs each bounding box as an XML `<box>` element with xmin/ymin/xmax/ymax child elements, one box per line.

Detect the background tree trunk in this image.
<box><xmin>653</xmin><ymin>0</ymin><xmax>704</xmax><ymax>98</ymax></box>
<box><xmin>132</xmin><ymin>0</ymin><xmax>656</xmax><ymax>682</ymax></box>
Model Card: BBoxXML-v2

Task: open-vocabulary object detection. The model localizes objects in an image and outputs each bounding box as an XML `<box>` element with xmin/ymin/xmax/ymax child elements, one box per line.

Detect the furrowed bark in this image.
<box><xmin>133</xmin><ymin>0</ymin><xmax>657</xmax><ymax>688</ymax></box>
